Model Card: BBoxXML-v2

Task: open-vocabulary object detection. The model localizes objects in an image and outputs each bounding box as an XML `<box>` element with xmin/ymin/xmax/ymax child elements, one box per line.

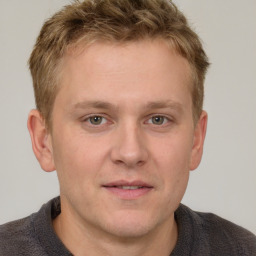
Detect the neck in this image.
<box><xmin>53</xmin><ymin>206</ymin><xmax>178</xmax><ymax>256</ymax></box>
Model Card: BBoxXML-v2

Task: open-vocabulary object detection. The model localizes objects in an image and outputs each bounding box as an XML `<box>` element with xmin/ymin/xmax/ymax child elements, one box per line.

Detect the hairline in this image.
<box><xmin>45</xmin><ymin>37</ymin><xmax>200</xmax><ymax>132</ymax></box>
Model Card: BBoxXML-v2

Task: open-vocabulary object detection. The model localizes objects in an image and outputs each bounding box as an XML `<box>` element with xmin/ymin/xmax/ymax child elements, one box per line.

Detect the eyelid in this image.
<box><xmin>145</xmin><ymin>114</ymin><xmax>173</xmax><ymax>125</ymax></box>
<box><xmin>82</xmin><ymin>113</ymin><xmax>107</xmax><ymax>120</ymax></box>
<box><xmin>82</xmin><ymin>114</ymin><xmax>111</xmax><ymax>126</ymax></box>
<box><xmin>81</xmin><ymin>113</ymin><xmax>174</xmax><ymax>128</ymax></box>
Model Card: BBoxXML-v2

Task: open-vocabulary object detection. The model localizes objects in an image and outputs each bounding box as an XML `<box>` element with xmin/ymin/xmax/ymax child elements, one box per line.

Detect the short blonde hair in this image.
<box><xmin>29</xmin><ymin>0</ymin><xmax>209</xmax><ymax>128</ymax></box>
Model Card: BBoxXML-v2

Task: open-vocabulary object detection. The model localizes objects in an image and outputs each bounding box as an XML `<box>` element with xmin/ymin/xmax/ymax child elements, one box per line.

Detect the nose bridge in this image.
<box><xmin>111</xmin><ymin>119</ymin><xmax>148</xmax><ymax>167</ymax></box>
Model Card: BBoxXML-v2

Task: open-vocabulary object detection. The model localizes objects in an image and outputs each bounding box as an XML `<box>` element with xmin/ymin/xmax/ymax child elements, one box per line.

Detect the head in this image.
<box><xmin>29</xmin><ymin>0</ymin><xmax>209</xmax><ymax>130</ymax></box>
<box><xmin>27</xmin><ymin>0</ymin><xmax>209</xmax><ymax>249</ymax></box>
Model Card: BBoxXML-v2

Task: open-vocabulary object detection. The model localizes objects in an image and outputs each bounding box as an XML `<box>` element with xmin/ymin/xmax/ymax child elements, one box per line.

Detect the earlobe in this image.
<box><xmin>27</xmin><ymin>109</ymin><xmax>55</xmax><ymax>172</ymax></box>
<box><xmin>189</xmin><ymin>111</ymin><xmax>208</xmax><ymax>170</ymax></box>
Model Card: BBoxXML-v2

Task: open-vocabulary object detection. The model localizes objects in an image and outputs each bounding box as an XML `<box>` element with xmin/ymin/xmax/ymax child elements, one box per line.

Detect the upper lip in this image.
<box><xmin>102</xmin><ymin>180</ymin><xmax>153</xmax><ymax>188</ymax></box>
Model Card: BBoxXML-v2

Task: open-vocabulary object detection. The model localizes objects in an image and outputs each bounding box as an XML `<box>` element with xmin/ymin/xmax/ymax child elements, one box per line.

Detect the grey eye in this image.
<box><xmin>151</xmin><ymin>116</ymin><xmax>165</xmax><ymax>125</ymax></box>
<box><xmin>89</xmin><ymin>116</ymin><xmax>104</xmax><ymax>125</ymax></box>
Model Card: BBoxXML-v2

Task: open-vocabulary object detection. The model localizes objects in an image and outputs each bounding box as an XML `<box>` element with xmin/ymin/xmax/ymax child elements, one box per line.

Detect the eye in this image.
<box><xmin>87</xmin><ymin>116</ymin><xmax>107</xmax><ymax>125</ymax></box>
<box><xmin>148</xmin><ymin>116</ymin><xmax>169</xmax><ymax>125</ymax></box>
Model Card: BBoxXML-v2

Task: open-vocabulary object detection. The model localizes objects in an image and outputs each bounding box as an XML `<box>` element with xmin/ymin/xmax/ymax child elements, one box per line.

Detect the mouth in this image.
<box><xmin>111</xmin><ymin>185</ymin><xmax>145</xmax><ymax>190</ymax></box>
<box><xmin>102</xmin><ymin>180</ymin><xmax>153</xmax><ymax>199</ymax></box>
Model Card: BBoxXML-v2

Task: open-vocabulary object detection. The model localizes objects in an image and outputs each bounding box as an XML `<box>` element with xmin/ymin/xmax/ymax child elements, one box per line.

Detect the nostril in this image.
<box><xmin>110</xmin><ymin>129</ymin><xmax>149</xmax><ymax>167</ymax></box>
<box><xmin>137</xmin><ymin>160</ymin><xmax>146</xmax><ymax>167</ymax></box>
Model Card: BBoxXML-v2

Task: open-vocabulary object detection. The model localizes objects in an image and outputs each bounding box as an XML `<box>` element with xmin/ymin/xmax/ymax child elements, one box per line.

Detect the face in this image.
<box><xmin>36</xmin><ymin>39</ymin><xmax>207</xmax><ymax>238</ymax></box>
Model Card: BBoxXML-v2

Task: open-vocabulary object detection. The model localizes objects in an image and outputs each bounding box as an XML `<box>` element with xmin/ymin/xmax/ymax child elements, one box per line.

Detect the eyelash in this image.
<box><xmin>82</xmin><ymin>114</ymin><xmax>109</xmax><ymax>126</ymax></box>
<box><xmin>146</xmin><ymin>115</ymin><xmax>171</xmax><ymax>126</ymax></box>
<box><xmin>82</xmin><ymin>114</ymin><xmax>172</xmax><ymax>127</ymax></box>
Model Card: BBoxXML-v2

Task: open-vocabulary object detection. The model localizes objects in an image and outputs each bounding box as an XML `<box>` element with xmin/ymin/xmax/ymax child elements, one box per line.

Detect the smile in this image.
<box><xmin>115</xmin><ymin>186</ymin><xmax>144</xmax><ymax>190</ymax></box>
<box><xmin>102</xmin><ymin>180</ymin><xmax>153</xmax><ymax>199</ymax></box>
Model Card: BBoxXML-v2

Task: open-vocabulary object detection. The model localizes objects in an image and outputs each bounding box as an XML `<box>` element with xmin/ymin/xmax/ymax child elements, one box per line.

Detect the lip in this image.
<box><xmin>102</xmin><ymin>180</ymin><xmax>154</xmax><ymax>200</ymax></box>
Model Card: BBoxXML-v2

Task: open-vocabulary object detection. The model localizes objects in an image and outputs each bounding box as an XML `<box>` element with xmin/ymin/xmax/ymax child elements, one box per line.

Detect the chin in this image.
<box><xmin>108</xmin><ymin>223</ymin><xmax>152</xmax><ymax>239</ymax></box>
<box><xmin>101</xmin><ymin>211</ymin><xmax>160</xmax><ymax>239</ymax></box>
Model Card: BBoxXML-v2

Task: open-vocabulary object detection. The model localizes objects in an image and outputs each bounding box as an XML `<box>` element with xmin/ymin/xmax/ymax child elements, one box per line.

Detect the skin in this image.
<box><xmin>28</xmin><ymin>39</ymin><xmax>207</xmax><ymax>256</ymax></box>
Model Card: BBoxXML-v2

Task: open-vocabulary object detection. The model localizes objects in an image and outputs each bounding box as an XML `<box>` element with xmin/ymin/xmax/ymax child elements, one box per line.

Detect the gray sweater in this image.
<box><xmin>0</xmin><ymin>197</ymin><xmax>256</xmax><ymax>255</ymax></box>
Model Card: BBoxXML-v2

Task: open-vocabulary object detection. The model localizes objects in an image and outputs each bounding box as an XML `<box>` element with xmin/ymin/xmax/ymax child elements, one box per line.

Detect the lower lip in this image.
<box><xmin>103</xmin><ymin>187</ymin><xmax>153</xmax><ymax>200</ymax></box>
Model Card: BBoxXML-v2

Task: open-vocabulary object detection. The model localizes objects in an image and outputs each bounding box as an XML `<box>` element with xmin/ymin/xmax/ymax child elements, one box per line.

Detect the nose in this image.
<box><xmin>110</xmin><ymin>122</ymin><xmax>148</xmax><ymax>168</ymax></box>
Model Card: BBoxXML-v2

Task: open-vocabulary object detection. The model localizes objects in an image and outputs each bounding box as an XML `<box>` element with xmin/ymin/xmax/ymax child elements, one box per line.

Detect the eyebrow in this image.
<box><xmin>73</xmin><ymin>101</ymin><xmax>115</xmax><ymax>110</ymax></box>
<box><xmin>143</xmin><ymin>100</ymin><xmax>183</xmax><ymax>112</ymax></box>
<box><xmin>71</xmin><ymin>99</ymin><xmax>183</xmax><ymax>113</ymax></box>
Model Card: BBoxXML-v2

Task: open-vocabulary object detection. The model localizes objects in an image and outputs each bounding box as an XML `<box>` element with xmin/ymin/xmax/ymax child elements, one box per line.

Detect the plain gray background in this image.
<box><xmin>0</xmin><ymin>1</ymin><xmax>255</xmax><ymax>234</ymax></box>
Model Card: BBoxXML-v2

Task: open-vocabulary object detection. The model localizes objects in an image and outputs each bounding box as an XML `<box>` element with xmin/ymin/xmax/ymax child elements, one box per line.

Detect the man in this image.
<box><xmin>0</xmin><ymin>0</ymin><xmax>255</xmax><ymax>255</ymax></box>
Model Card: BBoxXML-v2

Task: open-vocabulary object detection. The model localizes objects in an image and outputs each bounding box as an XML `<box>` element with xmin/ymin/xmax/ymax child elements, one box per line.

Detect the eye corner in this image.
<box><xmin>89</xmin><ymin>116</ymin><xmax>105</xmax><ymax>125</ymax></box>
<box><xmin>146</xmin><ymin>115</ymin><xmax>171</xmax><ymax>125</ymax></box>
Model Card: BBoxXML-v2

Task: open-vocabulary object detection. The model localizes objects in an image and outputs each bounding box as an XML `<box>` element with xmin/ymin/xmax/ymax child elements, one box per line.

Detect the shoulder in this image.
<box><xmin>0</xmin><ymin>214</ymin><xmax>41</xmax><ymax>255</ymax></box>
<box><xmin>196</xmin><ymin>209</ymin><xmax>256</xmax><ymax>251</ymax></box>
<box><xmin>0</xmin><ymin>216</ymin><xmax>31</xmax><ymax>240</ymax></box>
<box><xmin>0</xmin><ymin>198</ymin><xmax>58</xmax><ymax>255</ymax></box>
<box><xmin>0</xmin><ymin>197</ymin><xmax>70</xmax><ymax>256</ymax></box>
<box><xmin>175</xmin><ymin>204</ymin><xmax>256</xmax><ymax>255</ymax></box>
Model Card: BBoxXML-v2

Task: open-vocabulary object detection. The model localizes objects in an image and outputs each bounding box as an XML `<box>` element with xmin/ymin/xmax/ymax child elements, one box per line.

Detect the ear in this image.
<box><xmin>189</xmin><ymin>110</ymin><xmax>208</xmax><ymax>170</ymax></box>
<box><xmin>27</xmin><ymin>109</ymin><xmax>55</xmax><ymax>172</ymax></box>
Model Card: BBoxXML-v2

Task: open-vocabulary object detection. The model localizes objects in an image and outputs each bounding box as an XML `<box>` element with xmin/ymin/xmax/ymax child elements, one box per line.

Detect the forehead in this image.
<box><xmin>66</xmin><ymin>39</ymin><xmax>192</xmax><ymax>73</ymax></box>
<box><xmin>56</xmin><ymin>39</ymin><xmax>193</xmax><ymax>111</ymax></box>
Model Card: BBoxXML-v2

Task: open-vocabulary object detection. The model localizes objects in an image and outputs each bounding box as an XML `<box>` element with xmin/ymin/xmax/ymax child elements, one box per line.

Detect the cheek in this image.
<box><xmin>157</xmin><ymin>147</ymin><xmax>190</xmax><ymax>207</ymax></box>
<box><xmin>150</xmin><ymin>133</ymin><xmax>192</xmax><ymax>193</ymax></box>
<box><xmin>159</xmin><ymin>150</ymin><xmax>190</xmax><ymax>191</ymax></box>
<box><xmin>151</xmin><ymin>132</ymin><xmax>193</xmax><ymax>170</ymax></box>
<box><xmin>52</xmin><ymin>130</ymin><xmax>110</xmax><ymax>186</ymax></box>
